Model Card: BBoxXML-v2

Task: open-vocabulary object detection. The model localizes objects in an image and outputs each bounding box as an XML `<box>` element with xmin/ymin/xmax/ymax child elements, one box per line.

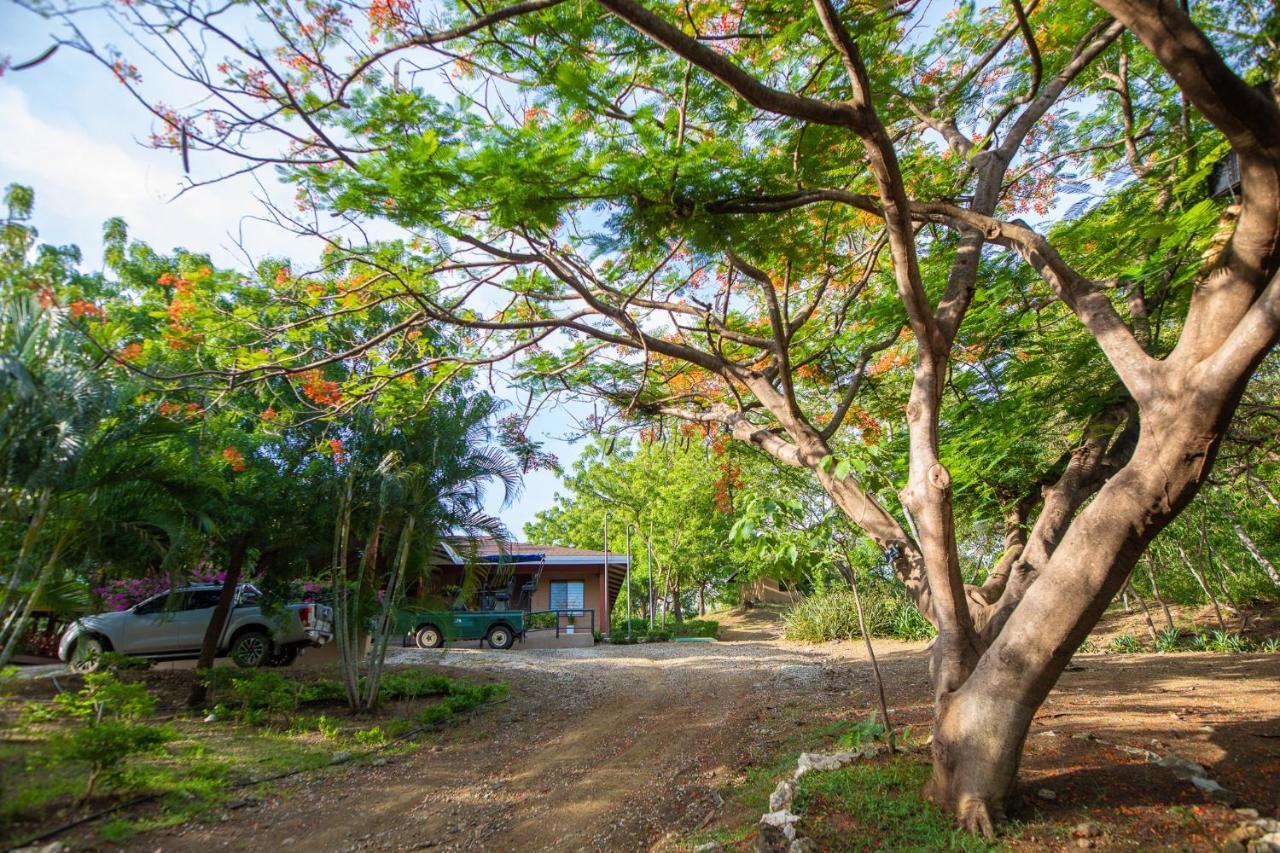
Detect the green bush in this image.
<box><xmin>204</xmin><ymin>670</ymin><xmax>300</xmax><ymax>724</ymax></box>
<box><xmin>1108</xmin><ymin>634</ymin><xmax>1143</xmax><ymax>654</ymax></box>
<box><xmin>25</xmin><ymin>672</ymin><xmax>171</xmax><ymax>802</ymax></box>
<box><xmin>1155</xmin><ymin>627</ymin><xmax>1183</xmax><ymax>653</ymax></box>
<box><xmin>674</xmin><ymin>619</ymin><xmax>719</xmax><ymax>639</ymax></box>
<box><xmin>783</xmin><ymin>588</ymin><xmax>935</xmax><ymax>643</ymax></box>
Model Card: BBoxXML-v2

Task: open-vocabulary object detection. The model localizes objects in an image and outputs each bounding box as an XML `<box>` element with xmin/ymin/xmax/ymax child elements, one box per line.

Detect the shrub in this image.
<box><xmin>674</xmin><ymin>619</ymin><xmax>719</xmax><ymax>639</ymax></box>
<box><xmin>1108</xmin><ymin>634</ymin><xmax>1143</xmax><ymax>654</ymax></box>
<box><xmin>97</xmin><ymin>652</ymin><xmax>155</xmax><ymax>671</ymax></box>
<box><xmin>783</xmin><ymin>588</ymin><xmax>935</xmax><ymax>643</ymax></box>
<box><xmin>25</xmin><ymin>672</ymin><xmax>171</xmax><ymax>802</ymax></box>
<box><xmin>46</xmin><ymin>720</ymin><xmax>172</xmax><ymax>801</ymax></box>
<box><xmin>1155</xmin><ymin>628</ymin><xmax>1183</xmax><ymax>653</ymax></box>
<box><xmin>204</xmin><ymin>670</ymin><xmax>299</xmax><ymax>724</ymax></box>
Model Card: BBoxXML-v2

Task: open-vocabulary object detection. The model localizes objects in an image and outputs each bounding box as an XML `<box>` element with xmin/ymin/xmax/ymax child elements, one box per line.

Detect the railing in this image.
<box><xmin>525</xmin><ymin>608</ymin><xmax>595</xmax><ymax>638</ymax></box>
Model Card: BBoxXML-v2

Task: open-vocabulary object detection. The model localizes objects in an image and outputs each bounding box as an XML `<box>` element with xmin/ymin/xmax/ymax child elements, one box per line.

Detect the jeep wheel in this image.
<box><xmin>230</xmin><ymin>629</ymin><xmax>272</xmax><ymax>668</ymax></box>
<box><xmin>415</xmin><ymin>624</ymin><xmax>443</xmax><ymax>649</ymax></box>
<box><xmin>486</xmin><ymin>625</ymin><xmax>514</xmax><ymax>650</ymax></box>
<box><xmin>70</xmin><ymin>636</ymin><xmax>104</xmax><ymax>673</ymax></box>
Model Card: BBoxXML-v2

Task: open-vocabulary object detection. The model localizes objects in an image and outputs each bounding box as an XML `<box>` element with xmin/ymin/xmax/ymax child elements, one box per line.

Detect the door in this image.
<box><xmin>122</xmin><ymin>589</ymin><xmax>219</xmax><ymax>654</ymax></box>
<box><xmin>122</xmin><ymin>592</ymin><xmax>177</xmax><ymax>653</ymax></box>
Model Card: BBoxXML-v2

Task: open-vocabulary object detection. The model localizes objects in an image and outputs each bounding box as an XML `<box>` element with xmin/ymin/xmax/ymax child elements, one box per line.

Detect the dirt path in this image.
<box><xmin>108</xmin><ymin>636</ymin><xmax>1279</xmax><ymax>852</ymax></box>
<box><xmin>138</xmin><ymin>641</ymin><xmax>849</xmax><ymax>852</ymax></box>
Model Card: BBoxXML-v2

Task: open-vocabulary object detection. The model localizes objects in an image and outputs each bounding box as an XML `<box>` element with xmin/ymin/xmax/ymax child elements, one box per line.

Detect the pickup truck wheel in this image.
<box><xmin>230</xmin><ymin>629</ymin><xmax>271</xmax><ymax>668</ymax></box>
<box><xmin>265</xmin><ymin>646</ymin><xmax>299</xmax><ymax>667</ymax></box>
<box><xmin>486</xmin><ymin>625</ymin><xmax>514</xmax><ymax>650</ymax></box>
<box><xmin>70</xmin><ymin>636</ymin><xmax>105</xmax><ymax>673</ymax></box>
<box><xmin>414</xmin><ymin>625</ymin><xmax>443</xmax><ymax>649</ymax></box>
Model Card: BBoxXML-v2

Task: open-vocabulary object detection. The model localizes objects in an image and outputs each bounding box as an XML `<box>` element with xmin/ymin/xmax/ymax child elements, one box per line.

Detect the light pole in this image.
<box><xmin>625</xmin><ymin>525</ymin><xmax>632</xmax><ymax>639</ymax></box>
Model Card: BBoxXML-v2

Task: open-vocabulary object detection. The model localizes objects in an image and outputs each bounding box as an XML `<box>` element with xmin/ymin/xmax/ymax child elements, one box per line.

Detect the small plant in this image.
<box><xmin>1108</xmin><ymin>634</ymin><xmax>1143</xmax><ymax>654</ymax></box>
<box><xmin>1076</xmin><ymin>638</ymin><xmax>1098</xmax><ymax>654</ymax></box>
<box><xmin>1261</xmin><ymin>637</ymin><xmax>1280</xmax><ymax>653</ymax></box>
<box><xmin>1155</xmin><ymin>628</ymin><xmax>1183</xmax><ymax>653</ymax></box>
<box><xmin>27</xmin><ymin>672</ymin><xmax>172</xmax><ymax>802</ymax></box>
<box><xmin>836</xmin><ymin>713</ymin><xmax>885</xmax><ymax>750</ymax></box>
<box><xmin>354</xmin><ymin>725</ymin><xmax>387</xmax><ymax>746</ymax></box>
<box><xmin>1188</xmin><ymin>631</ymin><xmax>1210</xmax><ymax>651</ymax></box>
<box><xmin>204</xmin><ymin>669</ymin><xmax>300</xmax><ymax>724</ymax></box>
<box><xmin>1206</xmin><ymin>631</ymin><xmax>1247</xmax><ymax>653</ymax></box>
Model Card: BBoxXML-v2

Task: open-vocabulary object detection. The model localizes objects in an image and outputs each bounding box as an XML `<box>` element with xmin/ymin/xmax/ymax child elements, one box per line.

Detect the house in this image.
<box><xmin>423</xmin><ymin>538</ymin><xmax>630</xmax><ymax>635</ymax></box>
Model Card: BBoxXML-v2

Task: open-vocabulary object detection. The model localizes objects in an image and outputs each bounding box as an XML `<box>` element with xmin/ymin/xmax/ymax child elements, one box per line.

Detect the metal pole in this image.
<box><xmin>647</xmin><ymin>523</ymin><xmax>655</xmax><ymax>631</ymax></box>
<box><xmin>603</xmin><ymin>514</ymin><xmax>609</xmax><ymax>637</ymax></box>
<box><xmin>626</xmin><ymin>526</ymin><xmax>632</xmax><ymax>639</ymax></box>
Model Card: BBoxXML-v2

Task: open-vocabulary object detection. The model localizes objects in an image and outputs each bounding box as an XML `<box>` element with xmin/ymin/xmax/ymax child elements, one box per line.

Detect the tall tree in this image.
<box><xmin>50</xmin><ymin>0</ymin><xmax>1280</xmax><ymax>832</ymax></box>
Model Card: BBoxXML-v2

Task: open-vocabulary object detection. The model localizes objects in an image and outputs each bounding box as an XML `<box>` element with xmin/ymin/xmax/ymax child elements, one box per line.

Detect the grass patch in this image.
<box><xmin>1</xmin><ymin>668</ymin><xmax>506</xmax><ymax>849</ymax></box>
<box><xmin>794</xmin><ymin>753</ymin><xmax>1005</xmax><ymax>852</ymax></box>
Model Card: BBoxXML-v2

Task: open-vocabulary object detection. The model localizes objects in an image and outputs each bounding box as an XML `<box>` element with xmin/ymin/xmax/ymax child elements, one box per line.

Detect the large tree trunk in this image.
<box><xmin>187</xmin><ymin>537</ymin><xmax>249</xmax><ymax>708</ymax></box>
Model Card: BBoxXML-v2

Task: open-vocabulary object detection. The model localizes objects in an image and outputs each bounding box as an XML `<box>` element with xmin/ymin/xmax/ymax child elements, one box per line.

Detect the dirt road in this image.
<box><xmin>123</xmin><ymin>630</ymin><xmax>1279</xmax><ymax>852</ymax></box>
<box><xmin>142</xmin><ymin>638</ymin><xmax>870</xmax><ymax>852</ymax></box>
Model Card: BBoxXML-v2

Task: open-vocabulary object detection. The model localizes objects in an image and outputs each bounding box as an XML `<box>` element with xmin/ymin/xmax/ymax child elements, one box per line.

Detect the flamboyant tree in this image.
<box><xmin>43</xmin><ymin>0</ymin><xmax>1280</xmax><ymax>832</ymax></box>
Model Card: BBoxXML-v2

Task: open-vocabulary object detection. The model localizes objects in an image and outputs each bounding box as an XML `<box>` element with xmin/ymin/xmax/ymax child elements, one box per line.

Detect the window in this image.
<box><xmin>549</xmin><ymin>581</ymin><xmax>584</xmax><ymax>611</ymax></box>
<box><xmin>133</xmin><ymin>594</ymin><xmax>169</xmax><ymax>615</ymax></box>
<box><xmin>188</xmin><ymin>590</ymin><xmax>223</xmax><ymax>610</ymax></box>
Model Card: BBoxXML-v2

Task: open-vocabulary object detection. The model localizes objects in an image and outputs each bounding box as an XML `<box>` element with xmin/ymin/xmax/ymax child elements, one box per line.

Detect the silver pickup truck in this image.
<box><xmin>58</xmin><ymin>583</ymin><xmax>333</xmax><ymax>672</ymax></box>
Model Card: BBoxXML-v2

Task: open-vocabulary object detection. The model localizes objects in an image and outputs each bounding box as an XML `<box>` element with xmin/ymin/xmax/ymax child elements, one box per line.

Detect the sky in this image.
<box><xmin>0</xmin><ymin>3</ymin><xmax>586</xmax><ymax>539</ymax></box>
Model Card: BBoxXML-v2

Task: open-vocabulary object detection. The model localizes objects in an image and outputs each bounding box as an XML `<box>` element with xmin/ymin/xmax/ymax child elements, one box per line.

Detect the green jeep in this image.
<box><xmin>395</xmin><ymin>606</ymin><xmax>525</xmax><ymax>650</ymax></box>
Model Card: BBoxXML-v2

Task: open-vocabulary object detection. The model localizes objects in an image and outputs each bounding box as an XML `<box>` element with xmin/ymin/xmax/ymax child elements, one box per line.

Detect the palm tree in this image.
<box><xmin>331</xmin><ymin>392</ymin><xmax>523</xmax><ymax>710</ymax></box>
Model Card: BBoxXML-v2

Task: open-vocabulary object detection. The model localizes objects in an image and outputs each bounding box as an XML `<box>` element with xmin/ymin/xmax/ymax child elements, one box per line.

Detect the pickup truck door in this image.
<box><xmin>122</xmin><ymin>590</ymin><xmax>219</xmax><ymax>653</ymax></box>
<box><xmin>122</xmin><ymin>593</ymin><xmax>179</xmax><ymax>653</ymax></box>
<box><xmin>452</xmin><ymin>611</ymin><xmax>488</xmax><ymax>641</ymax></box>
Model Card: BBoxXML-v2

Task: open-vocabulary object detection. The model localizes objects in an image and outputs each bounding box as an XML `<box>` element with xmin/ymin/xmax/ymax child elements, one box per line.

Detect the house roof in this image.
<box><xmin>438</xmin><ymin>537</ymin><xmax>630</xmax><ymax>566</ymax></box>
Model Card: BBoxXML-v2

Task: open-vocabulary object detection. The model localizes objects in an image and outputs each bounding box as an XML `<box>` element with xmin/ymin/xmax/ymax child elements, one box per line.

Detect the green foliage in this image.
<box><xmin>97</xmin><ymin>652</ymin><xmax>155</xmax><ymax>671</ymax></box>
<box><xmin>784</xmin><ymin>588</ymin><xmax>935</xmax><ymax>643</ymax></box>
<box><xmin>205</xmin><ymin>670</ymin><xmax>300</xmax><ymax>724</ymax></box>
<box><xmin>1155</xmin><ymin>628</ymin><xmax>1183</xmax><ymax>653</ymax></box>
<box><xmin>1107</xmin><ymin>634</ymin><xmax>1142</xmax><ymax>654</ymax></box>
<box><xmin>793</xmin><ymin>754</ymin><xmax>1001</xmax><ymax>851</ymax></box>
<box><xmin>835</xmin><ymin>713</ymin><xmax>886</xmax><ymax>751</ymax></box>
<box><xmin>25</xmin><ymin>672</ymin><xmax>171</xmax><ymax>802</ymax></box>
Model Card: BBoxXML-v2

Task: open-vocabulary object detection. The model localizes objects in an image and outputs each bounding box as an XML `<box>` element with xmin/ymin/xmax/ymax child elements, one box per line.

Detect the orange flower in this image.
<box><xmin>222</xmin><ymin>446</ymin><xmax>246</xmax><ymax>473</ymax></box>
<box><xmin>328</xmin><ymin>438</ymin><xmax>347</xmax><ymax>464</ymax></box>
<box><xmin>118</xmin><ymin>342</ymin><xmax>143</xmax><ymax>362</ymax></box>
<box><xmin>275</xmin><ymin>266</ymin><xmax>291</xmax><ymax>287</ymax></box>
<box><xmin>69</xmin><ymin>299</ymin><xmax>105</xmax><ymax>319</ymax></box>
<box><xmin>260</xmin><ymin>406</ymin><xmax>278</xmax><ymax>421</ymax></box>
<box><xmin>299</xmin><ymin>370</ymin><xmax>342</xmax><ymax>407</ymax></box>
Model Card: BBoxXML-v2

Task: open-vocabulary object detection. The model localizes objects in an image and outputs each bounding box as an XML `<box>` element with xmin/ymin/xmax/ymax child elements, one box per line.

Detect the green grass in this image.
<box><xmin>1</xmin><ymin>670</ymin><xmax>506</xmax><ymax>849</ymax></box>
<box><xmin>794</xmin><ymin>754</ymin><xmax>1005</xmax><ymax>852</ymax></box>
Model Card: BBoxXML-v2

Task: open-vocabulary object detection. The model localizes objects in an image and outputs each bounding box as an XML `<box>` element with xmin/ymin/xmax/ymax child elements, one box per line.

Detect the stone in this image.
<box><xmin>1158</xmin><ymin>754</ymin><xmax>1207</xmax><ymax>779</ymax></box>
<box><xmin>371</xmin><ymin>757</ymin><xmax>388</xmax><ymax>767</ymax></box>
<box><xmin>330</xmin><ymin>751</ymin><xmax>352</xmax><ymax>764</ymax></box>
<box><xmin>693</xmin><ymin>843</ymin><xmax>723</xmax><ymax>853</ymax></box>
<box><xmin>1228</xmin><ymin>824</ymin><xmax>1264</xmax><ymax>843</ymax></box>
<box><xmin>1236</xmin><ymin>809</ymin><xmax>1261</xmax><ymax>820</ymax></box>
<box><xmin>203</xmin><ymin>713</ymin><xmax>218</xmax><ymax>723</ymax></box>
<box><xmin>1037</xmin><ymin>788</ymin><xmax>1057</xmax><ymax>801</ymax></box>
<box><xmin>789</xmin><ymin>839</ymin><xmax>819</xmax><ymax>853</ymax></box>
<box><xmin>1192</xmin><ymin>775</ymin><xmax>1226</xmax><ymax>794</ymax></box>
<box><xmin>756</xmin><ymin>813</ymin><xmax>800</xmax><ymax>853</ymax></box>
<box><xmin>1074</xmin><ymin>821</ymin><xmax>1101</xmax><ymax>838</ymax></box>
<box><xmin>769</xmin><ymin>780</ymin><xmax>796</xmax><ymax>813</ymax></box>
<box><xmin>1075</xmin><ymin>839</ymin><xmax>1094</xmax><ymax>849</ymax></box>
<box><xmin>795</xmin><ymin>749</ymin><xmax>861</xmax><ymax>778</ymax></box>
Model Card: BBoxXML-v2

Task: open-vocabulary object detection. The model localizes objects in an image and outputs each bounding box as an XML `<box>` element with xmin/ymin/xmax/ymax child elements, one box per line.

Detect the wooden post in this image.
<box><xmin>625</xmin><ymin>526</ymin><xmax>632</xmax><ymax>639</ymax></box>
<box><xmin>603</xmin><ymin>514</ymin><xmax>609</xmax><ymax>636</ymax></box>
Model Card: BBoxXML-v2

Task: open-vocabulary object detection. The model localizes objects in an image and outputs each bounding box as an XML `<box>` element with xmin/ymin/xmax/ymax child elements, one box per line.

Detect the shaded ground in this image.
<box><xmin>48</xmin><ymin>627</ymin><xmax>1274</xmax><ymax>852</ymax></box>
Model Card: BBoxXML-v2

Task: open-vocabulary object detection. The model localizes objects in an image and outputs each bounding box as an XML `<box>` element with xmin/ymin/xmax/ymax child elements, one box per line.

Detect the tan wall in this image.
<box><xmin>529</xmin><ymin>568</ymin><xmax>602</xmax><ymax>627</ymax></box>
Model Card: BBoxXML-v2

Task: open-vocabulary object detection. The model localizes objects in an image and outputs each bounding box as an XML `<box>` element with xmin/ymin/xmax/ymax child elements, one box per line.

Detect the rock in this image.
<box><xmin>1158</xmin><ymin>754</ymin><xmax>1207</xmax><ymax>779</ymax></box>
<box><xmin>203</xmin><ymin>713</ymin><xmax>218</xmax><ymax>723</ymax></box>
<box><xmin>14</xmin><ymin>843</ymin><xmax>64</xmax><ymax>853</ymax></box>
<box><xmin>756</xmin><ymin>813</ymin><xmax>800</xmax><ymax>853</ymax></box>
<box><xmin>1257</xmin><ymin>819</ymin><xmax>1280</xmax><ymax>834</ymax></box>
<box><xmin>371</xmin><ymin>757</ymin><xmax>388</xmax><ymax>767</ymax></box>
<box><xmin>1074</xmin><ymin>821</ymin><xmax>1101</xmax><ymax>838</ymax></box>
<box><xmin>1037</xmin><ymin>788</ymin><xmax>1057</xmax><ymax>801</ymax></box>
<box><xmin>795</xmin><ymin>749</ymin><xmax>861</xmax><ymax>778</ymax></box>
<box><xmin>1072</xmin><ymin>732</ymin><xmax>1096</xmax><ymax>741</ymax></box>
<box><xmin>1236</xmin><ymin>809</ymin><xmax>1261</xmax><ymax>820</ymax></box>
<box><xmin>693</xmin><ymin>843</ymin><xmax>723</xmax><ymax>853</ymax></box>
<box><xmin>330</xmin><ymin>751</ymin><xmax>352</xmax><ymax>764</ymax></box>
<box><xmin>769</xmin><ymin>780</ymin><xmax>796</xmax><ymax>812</ymax></box>
<box><xmin>1192</xmin><ymin>775</ymin><xmax>1226</xmax><ymax>794</ymax></box>
<box><xmin>789</xmin><ymin>839</ymin><xmax>819</xmax><ymax>853</ymax></box>
<box><xmin>1228</xmin><ymin>824</ymin><xmax>1264</xmax><ymax>843</ymax></box>
<box><xmin>1075</xmin><ymin>839</ymin><xmax>1094</xmax><ymax>849</ymax></box>
<box><xmin>1035</xmin><ymin>730</ymin><xmax>1059</xmax><ymax>738</ymax></box>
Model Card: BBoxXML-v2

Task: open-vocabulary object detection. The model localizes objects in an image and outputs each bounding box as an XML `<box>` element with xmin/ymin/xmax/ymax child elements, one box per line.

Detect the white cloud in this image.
<box><xmin>0</xmin><ymin>84</ymin><xmax>305</xmax><ymax>269</ymax></box>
